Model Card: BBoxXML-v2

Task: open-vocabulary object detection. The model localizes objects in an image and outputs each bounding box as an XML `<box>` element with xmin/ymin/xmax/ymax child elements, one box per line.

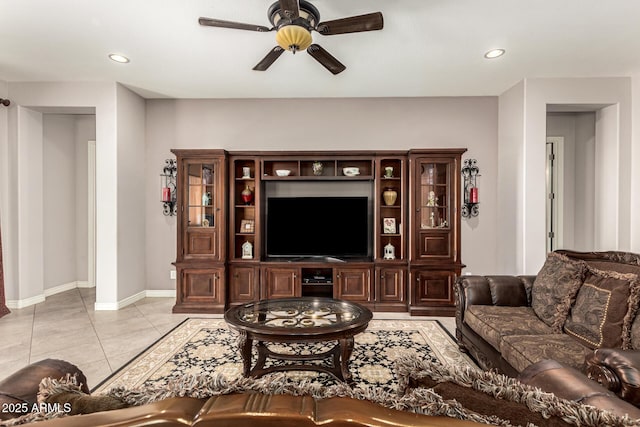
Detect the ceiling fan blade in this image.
<box><xmin>198</xmin><ymin>17</ymin><xmax>272</xmax><ymax>32</ymax></box>
<box><xmin>316</xmin><ymin>12</ymin><xmax>383</xmax><ymax>35</ymax></box>
<box><xmin>307</xmin><ymin>44</ymin><xmax>346</xmax><ymax>75</ymax></box>
<box><xmin>253</xmin><ymin>47</ymin><xmax>285</xmax><ymax>71</ymax></box>
<box><xmin>278</xmin><ymin>0</ymin><xmax>300</xmax><ymax>19</ymax></box>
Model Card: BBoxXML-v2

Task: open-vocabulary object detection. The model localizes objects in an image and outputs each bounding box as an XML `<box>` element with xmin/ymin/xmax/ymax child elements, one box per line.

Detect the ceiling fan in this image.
<box><xmin>198</xmin><ymin>0</ymin><xmax>383</xmax><ymax>74</ymax></box>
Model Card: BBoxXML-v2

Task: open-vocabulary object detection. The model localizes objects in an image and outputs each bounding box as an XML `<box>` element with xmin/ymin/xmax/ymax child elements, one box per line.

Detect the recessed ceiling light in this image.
<box><xmin>108</xmin><ymin>53</ymin><xmax>130</xmax><ymax>63</ymax></box>
<box><xmin>484</xmin><ymin>49</ymin><xmax>505</xmax><ymax>59</ymax></box>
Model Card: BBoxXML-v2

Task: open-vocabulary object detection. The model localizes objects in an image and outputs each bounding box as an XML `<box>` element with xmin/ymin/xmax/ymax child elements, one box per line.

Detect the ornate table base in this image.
<box><xmin>239</xmin><ymin>332</ymin><xmax>356</xmax><ymax>383</ymax></box>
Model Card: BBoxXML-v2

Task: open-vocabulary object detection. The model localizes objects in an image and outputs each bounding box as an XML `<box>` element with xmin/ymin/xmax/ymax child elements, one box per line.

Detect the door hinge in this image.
<box><xmin>548</xmin><ymin>231</ymin><xmax>555</xmax><ymax>238</ymax></box>
<box><xmin>548</xmin><ymin>153</ymin><xmax>555</xmax><ymax>161</ymax></box>
<box><xmin>548</xmin><ymin>193</ymin><xmax>555</xmax><ymax>200</ymax></box>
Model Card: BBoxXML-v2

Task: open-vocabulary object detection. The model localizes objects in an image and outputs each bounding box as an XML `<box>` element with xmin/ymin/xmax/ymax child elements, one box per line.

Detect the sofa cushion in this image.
<box><xmin>531</xmin><ymin>252</ymin><xmax>586</xmax><ymax>331</ymax></box>
<box><xmin>564</xmin><ymin>267</ymin><xmax>640</xmax><ymax>350</ymax></box>
<box><xmin>465</xmin><ymin>305</ymin><xmax>553</xmax><ymax>351</ymax></box>
<box><xmin>500</xmin><ymin>334</ymin><xmax>591</xmax><ymax>372</ymax></box>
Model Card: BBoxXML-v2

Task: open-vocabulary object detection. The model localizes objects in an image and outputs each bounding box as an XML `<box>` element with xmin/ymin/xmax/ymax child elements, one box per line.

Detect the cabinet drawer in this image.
<box><xmin>412</xmin><ymin>269</ymin><xmax>455</xmax><ymax>306</ymax></box>
<box><xmin>335</xmin><ymin>267</ymin><xmax>372</xmax><ymax>302</ymax></box>
<box><xmin>185</xmin><ymin>229</ymin><xmax>219</xmax><ymax>259</ymax></box>
<box><xmin>417</xmin><ymin>231</ymin><xmax>452</xmax><ymax>259</ymax></box>
<box><xmin>228</xmin><ymin>265</ymin><xmax>259</xmax><ymax>304</ymax></box>
<box><xmin>262</xmin><ymin>267</ymin><xmax>301</xmax><ymax>299</ymax></box>
<box><xmin>180</xmin><ymin>268</ymin><xmax>225</xmax><ymax>305</ymax></box>
<box><xmin>376</xmin><ymin>267</ymin><xmax>405</xmax><ymax>303</ymax></box>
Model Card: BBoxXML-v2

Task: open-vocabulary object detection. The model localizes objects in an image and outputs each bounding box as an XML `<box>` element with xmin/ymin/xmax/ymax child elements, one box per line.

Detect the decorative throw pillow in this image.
<box><xmin>531</xmin><ymin>252</ymin><xmax>586</xmax><ymax>331</ymax></box>
<box><xmin>564</xmin><ymin>267</ymin><xmax>640</xmax><ymax>349</ymax></box>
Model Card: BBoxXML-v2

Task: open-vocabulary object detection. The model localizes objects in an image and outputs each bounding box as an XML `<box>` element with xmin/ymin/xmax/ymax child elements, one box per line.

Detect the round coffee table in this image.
<box><xmin>224</xmin><ymin>297</ymin><xmax>373</xmax><ymax>384</ymax></box>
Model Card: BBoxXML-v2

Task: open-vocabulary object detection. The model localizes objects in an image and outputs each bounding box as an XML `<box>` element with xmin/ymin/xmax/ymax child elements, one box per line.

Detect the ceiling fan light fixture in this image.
<box><xmin>108</xmin><ymin>53</ymin><xmax>130</xmax><ymax>63</ymax></box>
<box><xmin>276</xmin><ymin>25</ymin><xmax>312</xmax><ymax>53</ymax></box>
<box><xmin>484</xmin><ymin>48</ymin><xmax>505</xmax><ymax>59</ymax></box>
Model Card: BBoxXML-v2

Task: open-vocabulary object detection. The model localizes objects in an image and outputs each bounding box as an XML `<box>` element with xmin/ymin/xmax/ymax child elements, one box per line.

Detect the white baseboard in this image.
<box><xmin>145</xmin><ymin>289</ymin><xmax>176</xmax><ymax>298</ymax></box>
<box><xmin>7</xmin><ymin>283</ymin><xmax>173</xmax><ymax>310</ymax></box>
<box><xmin>7</xmin><ymin>280</ymin><xmax>81</xmax><ymax>308</ymax></box>
<box><xmin>76</xmin><ymin>281</ymin><xmax>94</xmax><ymax>288</ymax></box>
<box><xmin>95</xmin><ymin>290</ymin><xmax>146</xmax><ymax>311</ymax></box>
<box><xmin>6</xmin><ymin>294</ymin><xmax>45</xmax><ymax>309</ymax></box>
<box><xmin>44</xmin><ymin>281</ymin><xmax>78</xmax><ymax>297</ymax></box>
<box><xmin>94</xmin><ymin>289</ymin><xmax>175</xmax><ymax>310</ymax></box>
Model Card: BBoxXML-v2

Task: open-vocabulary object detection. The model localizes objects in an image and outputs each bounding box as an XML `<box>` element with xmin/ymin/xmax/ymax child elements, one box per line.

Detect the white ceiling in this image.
<box><xmin>1</xmin><ymin>0</ymin><xmax>639</xmax><ymax>99</ymax></box>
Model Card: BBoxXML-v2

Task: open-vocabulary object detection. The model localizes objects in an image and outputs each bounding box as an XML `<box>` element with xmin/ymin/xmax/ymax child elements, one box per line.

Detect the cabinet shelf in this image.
<box><xmin>261</xmin><ymin>175</ymin><xmax>374</xmax><ymax>181</ymax></box>
<box><xmin>261</xmin><ymin>158</ymin><xmax>375</xmax><ymax>179</ymax></box>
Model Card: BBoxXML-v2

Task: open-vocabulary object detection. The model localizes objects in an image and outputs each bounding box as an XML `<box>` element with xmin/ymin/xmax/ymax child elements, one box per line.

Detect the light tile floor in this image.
<box><xmin>0</xmin><ymin>288</ymin><xmax>456</xmax><ymax>389</ymax></box>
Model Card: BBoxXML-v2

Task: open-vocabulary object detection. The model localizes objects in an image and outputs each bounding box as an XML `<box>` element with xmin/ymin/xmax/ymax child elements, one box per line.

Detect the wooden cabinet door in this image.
<box><xmin>262</xmin><ymin>267</ymin><xmax>300</xmax><ymax>299</ymax></box>
<box><xmin>411</xmin><ymin>269</ymin><xmax>455</xmax><ymax>306</ymax></box>
<box><xmin>178</xmin><ymin>268</ymin><xmax>225</xmax><ymax>307</ymax></box>
<box><xmin>376</xmin><ymin>267</ymin><xmax>405</xmax><ymax>303</ymax></box>
<box><xmin>335</xmin><ymin>267</ymin><xmax>372</xmax><ymax>302</ymax></box>
<box><xmin>228</xmin><ymin>265</ymin><xmax>259</xmax><ymax>304</ymax></box>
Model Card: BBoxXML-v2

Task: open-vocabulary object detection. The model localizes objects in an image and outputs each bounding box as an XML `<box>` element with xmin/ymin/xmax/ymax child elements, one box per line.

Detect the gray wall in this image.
<box><xmin>145</xmin><ymin>97</ymin><xmax>500</xmax><ymax>291</ymax></box>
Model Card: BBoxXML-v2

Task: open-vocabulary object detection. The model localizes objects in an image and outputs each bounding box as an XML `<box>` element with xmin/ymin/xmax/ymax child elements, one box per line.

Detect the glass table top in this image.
<box><xmin>225</xmin><ymin>297</ymin><xmax>372</xmax><ymax>330</ymax></box>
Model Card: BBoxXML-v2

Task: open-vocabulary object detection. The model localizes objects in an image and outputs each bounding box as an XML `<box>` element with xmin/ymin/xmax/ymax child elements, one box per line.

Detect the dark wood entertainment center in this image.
<box><xmin>172</xmin><ymin>149</ymin><xmax>465</xmax><ymax>316</ymax></box>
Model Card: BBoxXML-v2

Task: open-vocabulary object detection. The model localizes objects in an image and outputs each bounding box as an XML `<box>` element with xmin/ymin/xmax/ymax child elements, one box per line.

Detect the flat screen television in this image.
<box><xmin>265</xmin><ymin>196</ymin><xmax>371</xmax><ymax>260</ymax></box>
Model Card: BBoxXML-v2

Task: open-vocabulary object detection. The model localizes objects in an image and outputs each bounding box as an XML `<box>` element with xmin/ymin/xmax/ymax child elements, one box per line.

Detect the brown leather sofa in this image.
<box><xmin>455</xmin><ymin>250</ymin><xmax>640</xmax><ymax>409</ymax></box>
<box><xmin>3</xmin><ymin>357</ymin><xmax>640</xmax><ymax>425</ymax></box>
<box><xmin>0</xmin><ymin>359</ymin><xmax>481</xmax><ymax>427</ymax></box>
<box><xmin>5</xmin><ymin>393</ymin><xmax>483</xmax><ymax>427</ymax></box>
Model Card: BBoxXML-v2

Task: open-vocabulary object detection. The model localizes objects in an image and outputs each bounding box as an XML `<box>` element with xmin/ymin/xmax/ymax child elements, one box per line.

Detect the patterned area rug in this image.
<box><xmin>93</xmin><ymin>318</ymin><xmax>477</xmax><ymax>394</ymax></box>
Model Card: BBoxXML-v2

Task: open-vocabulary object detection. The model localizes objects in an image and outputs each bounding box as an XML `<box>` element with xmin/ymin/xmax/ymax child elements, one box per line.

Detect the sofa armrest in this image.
<box><xmin>0</xmin><ymin>359</ymin><xmax>89</xmax><ymax>421</ymax></box>
<box><xmin>519</xmin><ymin>359</ymin><xmax>640</xmax><ymax>418</ymax></box>
<box><xmin>586</xmin><ymin>348</ymin><xmax>640</xmax><ymax>407</ymax></box>
<box><xmin>455</xmin><ymin>275</ymin><xmax>533</xmax><ymax>333</ymax></box>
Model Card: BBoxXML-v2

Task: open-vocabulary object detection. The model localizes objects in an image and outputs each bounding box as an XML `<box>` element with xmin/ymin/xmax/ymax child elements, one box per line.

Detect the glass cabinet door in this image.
<box><xmin>418</xmin><ymin>161</ymin><xmax>450</xmax><ymax>230</ymax></box>
<box><xmin>187</xmin><ymin>162</ymin><xmax>216</xmax><ymax>228</ymax></box>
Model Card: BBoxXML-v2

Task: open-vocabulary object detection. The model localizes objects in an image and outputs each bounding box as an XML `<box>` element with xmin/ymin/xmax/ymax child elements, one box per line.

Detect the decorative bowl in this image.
<box><xmin>275</xmin><ymin>169</ymin><xmax>291</xmax><ymax>177</ymax></box>
<box><xmin>343</xmin><ymin>167</ymin><xmax>360</xmax><ymax>176</ymax></box>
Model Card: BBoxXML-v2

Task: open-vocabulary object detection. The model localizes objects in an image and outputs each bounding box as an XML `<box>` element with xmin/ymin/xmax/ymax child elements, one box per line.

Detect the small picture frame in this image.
<box><xmin>383</xmin><ymin>218</ymin><xmax>397</xmax><ymax>234</ymax></box>
<box><xmin>240</xmin><ymin>219</ymin><xmax>255</xmax><ymax>233</ymax></box>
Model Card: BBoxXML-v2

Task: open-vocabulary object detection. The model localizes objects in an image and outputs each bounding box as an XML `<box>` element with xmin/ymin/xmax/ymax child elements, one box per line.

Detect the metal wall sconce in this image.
<box><xmin>461</xmin><ymin>158</ymin><xmax>479</xmax><ymax>218</ymax></box>
<box><xmin>161</xmin><ymin>159</ymin><xmax>177</xmax><ymax>216</ymax></box>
